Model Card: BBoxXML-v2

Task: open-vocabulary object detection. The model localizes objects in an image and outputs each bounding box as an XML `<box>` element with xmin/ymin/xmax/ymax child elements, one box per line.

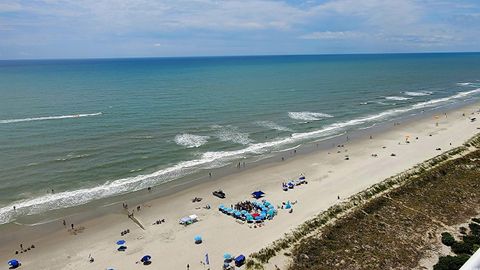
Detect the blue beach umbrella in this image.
<box><xmin>141</xmin><ymin>255</ymin><xmax>152</xmax><ymax>262</ymax></box>
<box><xmin>116</xmin><ymin>240</ymin><xmax>126</xmax><ymax>245</ymax></box>
<box><xmin>8</xmin><ymin>259</ymin><xmax>20</xmax><ymax>268</ymax></box>
<box><xmin>251</xmin><ymin>190</ymin><xmax>265</xmax><ymax>199</ymax></box>
<box><xmin>194</xmin><ymin>235</ymin><xmax>203</xmax><ymax>244</ymax></box>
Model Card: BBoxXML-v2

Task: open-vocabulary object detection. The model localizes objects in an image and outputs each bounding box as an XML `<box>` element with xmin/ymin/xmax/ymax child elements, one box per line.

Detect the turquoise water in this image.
<box><xmin>1</xmin><ymin>53</ymin><xmax>480</xmax><ymax>224</ymax></box>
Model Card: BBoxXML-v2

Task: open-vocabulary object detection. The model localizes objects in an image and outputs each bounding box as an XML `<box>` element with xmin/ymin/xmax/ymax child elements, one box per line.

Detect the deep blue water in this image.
<box><xmin>1</xmin><ymin>53</ymin><xmax>479</xmax><ymax>224</ymax></box>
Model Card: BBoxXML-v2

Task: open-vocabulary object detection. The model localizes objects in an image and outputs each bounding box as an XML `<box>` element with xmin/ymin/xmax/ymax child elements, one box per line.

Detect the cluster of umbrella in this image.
<box><xmin>218</xmin><ymin>200</ymin><xmax>277</xmax><ymax>223</ymax></box>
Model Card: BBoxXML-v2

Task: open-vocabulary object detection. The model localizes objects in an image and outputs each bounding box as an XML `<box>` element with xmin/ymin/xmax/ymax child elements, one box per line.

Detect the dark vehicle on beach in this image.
<box><xmin>212</xmin><ymin>189</ymin><xmax>226</xmax><ymax>199</ymax></box>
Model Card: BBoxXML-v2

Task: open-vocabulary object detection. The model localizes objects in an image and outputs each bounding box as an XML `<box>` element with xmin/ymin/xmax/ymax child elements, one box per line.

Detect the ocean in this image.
<box><xmin>1</xmin><ymin>53</ymin><xmax>479</xmax><ymax>225</ymax></box>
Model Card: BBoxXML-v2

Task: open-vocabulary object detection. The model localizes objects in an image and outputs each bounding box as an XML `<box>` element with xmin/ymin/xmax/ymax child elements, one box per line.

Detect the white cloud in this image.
<box><xmin>300</xmin><ymin>31</ymin><xmax>364</xmax><ymax>40</ymax></box>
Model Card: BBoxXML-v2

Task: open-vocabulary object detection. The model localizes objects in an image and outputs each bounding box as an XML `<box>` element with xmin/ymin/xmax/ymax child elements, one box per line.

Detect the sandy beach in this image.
<box><xmin>1</xmin><ymin>102</ymin><xmax>479</xmax><ymax>270</ymax></box>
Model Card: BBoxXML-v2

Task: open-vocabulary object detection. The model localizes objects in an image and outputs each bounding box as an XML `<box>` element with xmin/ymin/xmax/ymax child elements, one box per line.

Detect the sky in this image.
<box><xmin>1</xmin><ymin>0</ymin><xmax>480</xmax><ymax>59</ymax></box>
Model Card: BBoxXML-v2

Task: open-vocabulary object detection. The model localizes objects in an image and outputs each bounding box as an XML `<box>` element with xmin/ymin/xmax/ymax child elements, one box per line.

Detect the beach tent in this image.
<box><xmin>235</xmin><ymin>255</ymin><xmax>246</xmax><ymax>267</ymax></box>
<box><xmin>180</xmin><ymin>217</ymin><xmax>191</xmax><ymax>225</ymax></box>
<box><xmin>194</xmin><ymin>235</ymin><xmax>203</xmax><ymax>244</ymax></box>
<box><xmin>8</xmin><ymin>259</ymin><xmax>20</xmax><ymax>269</ymax></box>
<box><xmin>252</xmin><ymin>191</ymin><xmax>265</xmax><ymax>199</ymax></box>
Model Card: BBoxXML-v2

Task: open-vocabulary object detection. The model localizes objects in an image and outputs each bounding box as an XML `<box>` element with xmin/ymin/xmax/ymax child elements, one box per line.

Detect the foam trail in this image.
<box><xmin>403</xmin><ymin>91</ymin><xmax>432</xmax><ymax>97</ymax></box>
<box><xmin>385</xmin><ymin>96</ymin><xmax>411</xmax><ymax>101</ymax></box>
<box><xmin>213</xmin><ymin>125</ymin><xmax>252</xmax><ymax>145</ymax></box>
<box><xmin>175</xmin><ymin>133</ymin><xmax>209</xmax><ymax>148</ymax></box>
<box><xmin>0</xmin><ymin>112</ymin><xmax>102</xmax><ymax>124</ymax></box>
<box><xmin>255</xmin><ymin>121</ymin><xmax>293</xmax><ymax>132</ymax></box>
<box><xmin>288</xmin><ymin>112</ymin><xmax>333</xmax><ymax>121</ymax></box>
<box><xmin>1</xmin><ymin>88</ymin><xmax>479</xmax><ymax>225</ymax></box>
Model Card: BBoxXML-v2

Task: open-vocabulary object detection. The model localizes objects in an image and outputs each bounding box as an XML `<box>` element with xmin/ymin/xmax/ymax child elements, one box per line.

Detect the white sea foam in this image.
<box><xmin>214</xmin><ymin>126</ymin><xmax>252</xmax><ymax>145</ymax></box>
<box><xmin>385</xmin><ymin>96</ymin><xmax>412</xmax><ymax>101</ymax></box>
<box><xmin>403</xmin><ymin>91</ymin><xmax>433</xmax><ymax>97</ymax></box>
<box><xmin>55</xmin><ymin>154</ymin><xmax>90</xmax><ymax>162</ymax></box>
<box><xmin>457</xmin><ymin>82</ymin><xmax>472</xmax><ymax>86</ymax></box>
<box><xmin>0</xmin><ymin>112</ymin><xmax>102</xmax><ymax>124</ymax></box>
<box><xmin>288</xmin><ymin>111</ymin><xmax>333</xmax><ymax>121</ymax></box>
<box><xmin>255</xmin><ymin>121</ymin><xmax>292</xmax><ymax>132</ymax></box>
<box><xmin>1</xmin><ymin>89</ymin><xmax>479</xmax><ymax>225</ymax></box>
<box><xmin>174</xmin><ymin>133</ymin><xmax>209</xmax><ymax>148</ymax></box>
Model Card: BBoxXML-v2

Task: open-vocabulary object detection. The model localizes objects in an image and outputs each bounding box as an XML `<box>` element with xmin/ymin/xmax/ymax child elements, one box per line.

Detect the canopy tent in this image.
<box><xmin>251</xmin><ymin>191</ymin><xmax>265</xmax><ymax>199</ymax></box>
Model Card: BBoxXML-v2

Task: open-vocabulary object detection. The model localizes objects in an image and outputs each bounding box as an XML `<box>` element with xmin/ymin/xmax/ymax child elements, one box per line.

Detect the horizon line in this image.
<box><xmin>1</xmin><ymin>51</ymin><xmax>479</xmax><ymax>62</ymax></box>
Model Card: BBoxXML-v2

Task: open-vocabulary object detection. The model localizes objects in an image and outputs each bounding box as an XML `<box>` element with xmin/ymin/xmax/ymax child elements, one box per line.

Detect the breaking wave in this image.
<box><xmin>385</xmin><ymin>96</ymin><xmax>411</xmax><ymax>101</ymax></box>
<box><xmin>288</xmin><ymin>111</ymin><xmax>333</xmax><ymax>121</ymax></box>
<box><xmin>403</xmin><ymin>91</ymin><xmax>433</xmax><ymax>97</ymax></box>
<box><xmin>175</xmin><ymin>133</ymin><xmax>210</xmax><ymax>148</ymax></box>
<box><xmin>0</xmin><ymin>112</ymin><xmax>102</xmax><ymax>124</ymax></box>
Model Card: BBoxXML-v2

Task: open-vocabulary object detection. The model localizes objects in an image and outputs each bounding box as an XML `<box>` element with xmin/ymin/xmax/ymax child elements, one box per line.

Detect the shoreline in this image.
<box><xmin>1</xmin><ymin>100</ymin><xmax>479</xmax><ymax>269</ymax></box>
<box><xmin>4</xmin><ymin>97</ymin><xmax>477</xmax><ymax>228</ymax></box>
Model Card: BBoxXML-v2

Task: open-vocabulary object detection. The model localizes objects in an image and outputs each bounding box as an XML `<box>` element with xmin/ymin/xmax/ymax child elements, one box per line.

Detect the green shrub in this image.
<box><xmin>462</xmin><ymin>235</ymin><xmax>480</xmax><ymax>246</ymax></box>
<box><xmin>433</xmin><ymin>255</ymin><xmax>470</xmax><ymax>270</ymax></box>
<box><xmin>441</xmin><ymin>232</ymin><xmax>456</xmax><ymax>246</ymax></box>
<box><xmin>451</xmin><ymin>241</ymin><xmax>474</xmax><ymax>255</ymax></box>
<box><xmin>470</xmin><ymin>223</ymin><xmax>480</xmax><ymax>236</ymax></box>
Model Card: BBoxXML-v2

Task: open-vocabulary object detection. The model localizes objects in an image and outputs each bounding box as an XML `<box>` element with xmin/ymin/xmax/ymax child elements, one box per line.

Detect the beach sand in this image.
<box><xmin>1</xmin><ymin>102</ymin><xmax>479</xmax><ymax>270</ymax></box>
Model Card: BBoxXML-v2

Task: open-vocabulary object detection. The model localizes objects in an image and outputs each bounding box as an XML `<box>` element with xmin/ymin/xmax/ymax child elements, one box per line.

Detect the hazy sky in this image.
<box><xmin>1</xmin><ymin>0</ymin><xmax>480</xmax><ymax>59</ymax></box>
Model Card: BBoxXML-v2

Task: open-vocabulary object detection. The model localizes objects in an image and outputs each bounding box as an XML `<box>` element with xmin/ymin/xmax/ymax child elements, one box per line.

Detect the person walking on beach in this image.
<box><xmin>63</xmin><ymin>220</ymin><xmax>66</xmax><ymax>227</ymax></box>
<box><xmin>187</xmin><ymin>263</ymin><xmax>190</xmax><ymax>269</ymax></box>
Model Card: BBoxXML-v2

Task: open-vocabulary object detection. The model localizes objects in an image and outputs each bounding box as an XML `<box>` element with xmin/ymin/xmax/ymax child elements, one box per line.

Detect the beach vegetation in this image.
<box><xmin>433</xmin><ymin>255</ymin><xmax>470</xmax><ymax>270</ymax></box>
<box><xmin>247</xmin><ymin>133</ymin><xmax>480</xmax><ymax>269</ymax></box>
<box><xmin>441</xmin><ymin>232</ymin><xmax>455</xmax><ymax>246</ymax></box>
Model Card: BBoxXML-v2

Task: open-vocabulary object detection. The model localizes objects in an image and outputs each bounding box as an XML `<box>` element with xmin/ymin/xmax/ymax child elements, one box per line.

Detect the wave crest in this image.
<box><xmin>385</xmin><ymin>96</ymin><xmax>411</xmax><ymax>101</ymax></box>
<box><xmin>0</xmin><ymin>112</ymin><xmax>102</xmax><ymax>124</ymax></box>
<box><xmin>403</xmin><ymin>91</ymin><xmax>432</xmax><ymax>97</ymax></box>
<box><xmin>288</xmin><ymin>111</ymin><xmax>333</xmax><ymax>121</ymax></box>
<box><xmin>175</xmin><ymin>134</ymin><xmax>209</xmax><ymax>148</ymax></box>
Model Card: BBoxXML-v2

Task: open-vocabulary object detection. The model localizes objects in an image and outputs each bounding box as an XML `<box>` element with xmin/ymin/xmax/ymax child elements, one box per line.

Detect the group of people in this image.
<box><xmin>152</xmin><ymin>219</ymin><xmax>165</xmax><ymax>225</ymax></box>
<box><xmin>233</xmin><ymin>201</ymin><xmax>256</xmax><ymax>212</ymax></box>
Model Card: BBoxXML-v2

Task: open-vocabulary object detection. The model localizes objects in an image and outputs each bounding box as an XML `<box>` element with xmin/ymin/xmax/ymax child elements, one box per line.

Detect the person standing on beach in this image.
<box><xmin>63</xmin><ymin>220</ymin><xmax>66</xmax><ymax>227</ymax></box>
